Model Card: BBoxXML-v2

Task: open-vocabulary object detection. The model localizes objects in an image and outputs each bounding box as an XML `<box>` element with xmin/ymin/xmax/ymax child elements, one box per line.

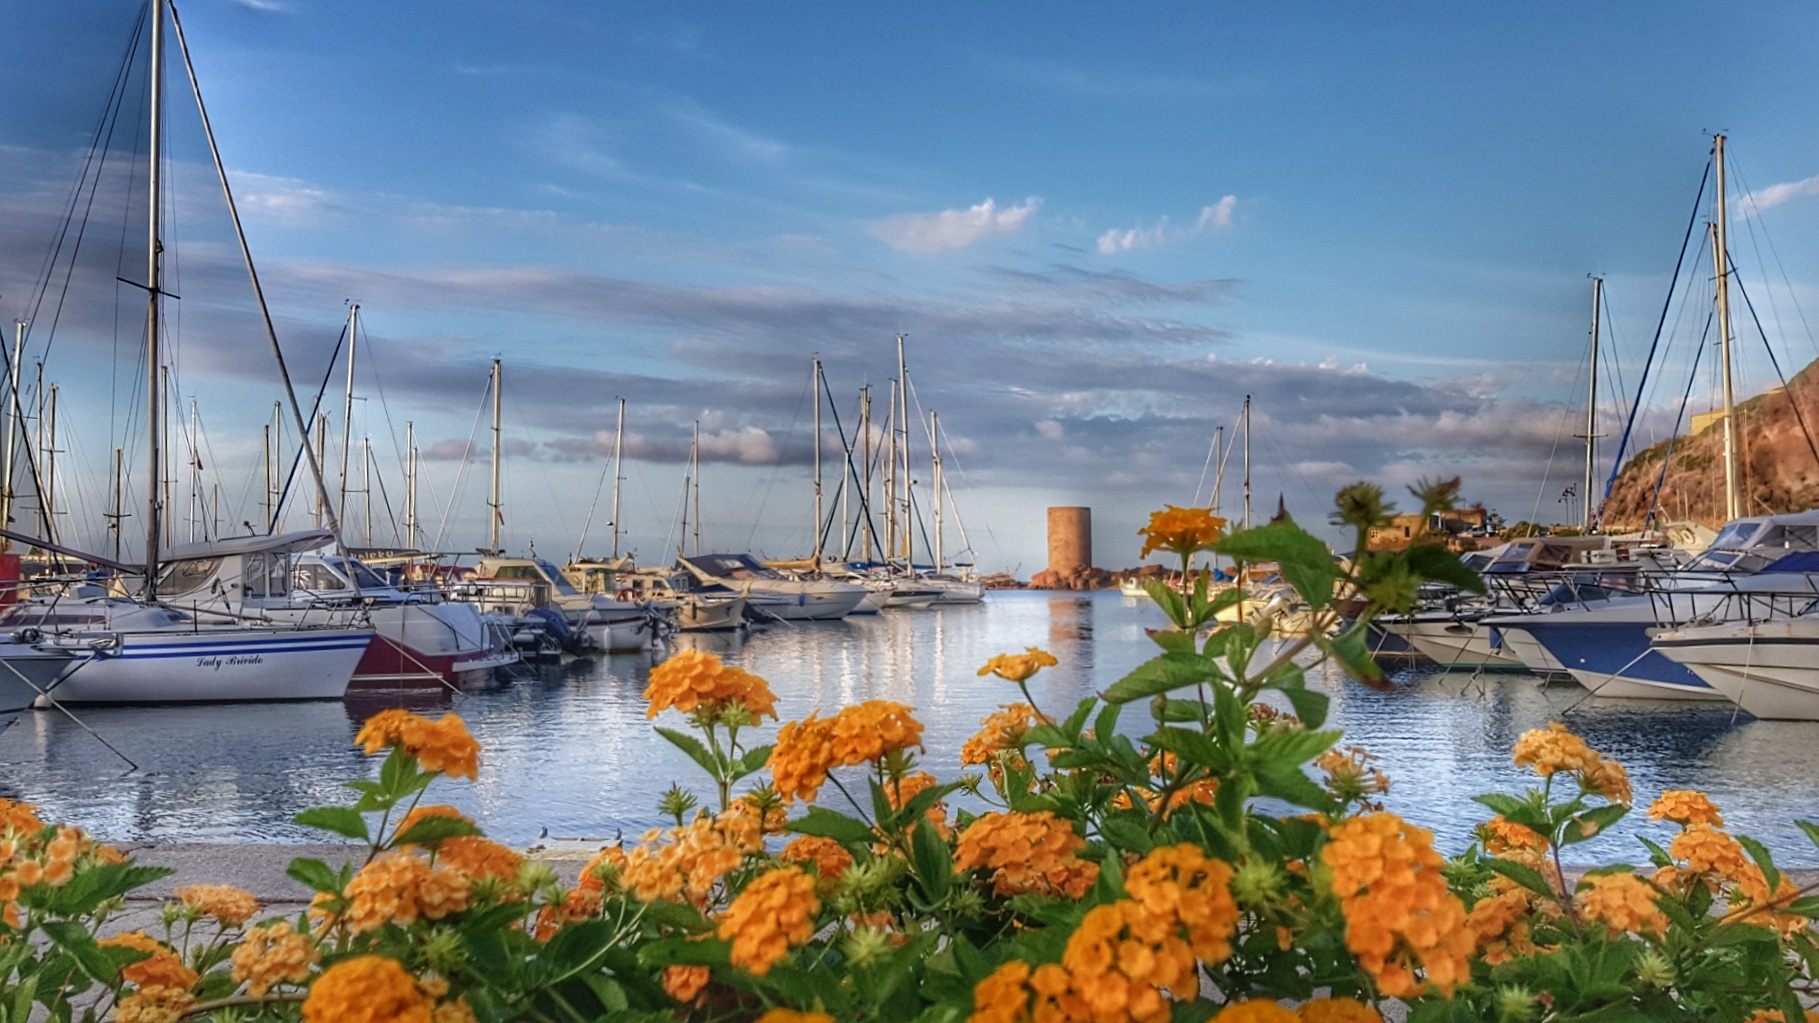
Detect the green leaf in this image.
<box><xmin>734</xmin><ymin>744</ymin><xmax>774</xmax><ymax>779</ymax></box>
<box><xmin>1739</xmin><ymin>835</ymin><xmax>1783</xmax><ymax>896</ymax></box>
<box><xmin>392</xmin><ymin>814</ymin><xmax>482</xmax><ymax>848</ymax></box>
<box><xmin>41</xmin><ymin>921</ymin><xmax>116</xmax><ymax>983</ymax></box>
<box><xmin>1148</xmin><ymin>627</ymin><xmax>1197</xmax><ymax>656</ymax></box>
<box><xmin>285</xmin><ymin>857</ymin><xmax>345</xmax><ymax>894</ymax></box>
<box><xmin>1322</xmin><ymin>626</ymin><xmax>1384</xmax><ymax>686</ymax></box>
<box><xmin>654</xmin><ymin>727</ymin><xmax>722</xmax><ymax>778</ymax></box>
<box><xmin>1471</xmin><ymin>793</ymin><xmax>1551</xmax><ymax>834</ymax></box>
<box><xmin>1484</xmin><ymin>857</ymin><xmax>1557</xmax><ymax>899</ymax></box>
<box><xmin>1559</xmin><ymin>803</ymin><xmax>1629</xmax><ymax>847</ymax></box>
<box><xmin>293</xmin><ymin>806</ymin><xmax>372</xmax><ymax>842</ymax></box>
<box><xmin>1798</xmin><ymin>819</ymin><xmax>1819</xmax><ymax>851</ymax></box>
<box><xmin>909</xmin><ymin>820</ymin><xmax>953</xmax><ymax>903</ymax></box>
<box><xmin>786</xmin><ymin>807</ymin><xmax>876</xmax><ymax>845</ymax></box>
<box><xmin>1216</xmin><ymin>522</ymin><xmax>1338</xmax><ymax>611</ymax></box>
<box><xmin>1277</xmin><ymin>678</ymin><xmax>1329</xmax><ymax>730</ymax></box>
<box><xmin>1250</xmin><ymin>728</ymin><xmax>1342</xmax><ymax>770</ymax></box>
<box><xmin>1253</xmin><ymin>764</ymin><xmax>1330</xmax><ymax>809</ymax></box>
<box><xmin>1142</xmin><ymin>577</ymin><xmax>1189</xmax><ymax>628</ymax></box>
<box><xmin>1404</xmin><ymin>543</ymin><xmax>1487</xmax><ymax>594</ymax></box>
<box><xmin>1100</xmin><ymin>815</ymin><xmax>1156</xmax><ymax>856</ymax></box>
<box><xmin>1103</xmin><ymin>652</ymin><xmax>1223</xmax><ymax>704</ymax></box>
<box><xmin>1147</xmin><ymin>727</ymin><xmax>1229</xmax><ymax>772</ymax></box>
<box><xmin>1093</xmin><ymin>701</ymin><xmax>1124</xmax><ymax>744</ymax></box>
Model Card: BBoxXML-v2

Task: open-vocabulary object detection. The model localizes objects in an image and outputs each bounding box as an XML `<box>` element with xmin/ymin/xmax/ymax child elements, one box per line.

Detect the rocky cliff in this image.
<box><xmin>1602</xmin><ymin>358</ymin><xmax>1819</xmax><ymax>528</ymax></box>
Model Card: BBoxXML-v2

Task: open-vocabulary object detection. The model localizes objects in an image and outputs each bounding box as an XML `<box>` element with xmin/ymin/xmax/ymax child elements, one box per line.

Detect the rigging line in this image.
<box><xmin>270</xmin><ymin>323</ymin><xmax>346</xmax><ymax>531</ymax></box>
<box><xmin>430</xmin><ymin>375</ymin><xmax>489</xmax><ymax>553</ymax></box>
<box><xmin>111</xmin><ymin>50</ymin><xmax>153</xmax><ymax>462</ymax></box>
<box><xmin>820</xmin><ymin>379</ymin><xmax>885</xmax><ymax>561</ymax></box>
<box><xmin>369</xmin><ymin>444</ymin><xmax>401</xmax><ymax>547</ymax></box>
<box><xmin>933</xmin><ymin>417</ymin><xmax>980</xmax><ymax>561</ymax></box>
<box><xmin>1732</xmin><ymin>158</ymin><xmax>1819</xmax><ymax>364</ymax></box>
<box><xmin>1646</xmin><ymin>311</ymin><xmax>1714</xmax><ymax>530</ymax></box>
<box><xmin>573</xmin><ymin>406</ymin><xmax>617</xmax><ymax>561</ymax></box>
<box><xmin>1530</xmin><ymin>340</ymin><xmax>1589</xmax><ymax>529</ymax></box>
<box><xmin>1603</xmin><ymin>157</ymin><xmax>1711</xmax><ymax>504</ymax></box>
<box><xmin>922</xmin><ymin>404</ymin><xmax>1005</xmax><ymax>563</ymax></box>
<box><xmin>1729</xmin><ymin>255</ymin><xmax>1819</xmax><ymax>475</ymax></box>
<box><xmin>1191</xmin><ymin>423</ymin><xmax>1220</xmax><ymax>507</ymax></box>
<box><xmin>1598</xmin><ymin>281</ymin><xmax>1629</xmax><ymax>448</ymax></box>
<box><xmin>744</xmin><ymin>376</ymin><xmax>811</xmax><ymax>552</ymax></box>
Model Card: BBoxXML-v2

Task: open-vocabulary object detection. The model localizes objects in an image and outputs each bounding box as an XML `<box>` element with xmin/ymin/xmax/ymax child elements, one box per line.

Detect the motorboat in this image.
<box><xmin>569</xmin><ymin>560</ymin><xmax>748</xmax><ymax>633</ymax></box>
<box><xmin>461</xmin><ymin>555</ymin><xmax>668</xmax><ymax>651</ymax></box>
<box><xmin>680</xmin><ymin>553</ymin><xmax>866</xmax><ymax>621</ymax></box>
<box><xmin>1653</xmin><ymin>602</ymin><xmax>1819</xmax><ymax>719</ymax></box>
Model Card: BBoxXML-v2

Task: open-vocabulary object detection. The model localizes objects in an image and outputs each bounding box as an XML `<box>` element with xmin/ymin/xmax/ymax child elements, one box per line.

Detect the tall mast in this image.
<box><xmin>931</xmin><ymin>409</ymin><xmax>943</xmax><ymax>572</ymax></box>
<box><xmin>1242</xmin><ymin>395</ymin><xmax>1253</xmax><ymax>529</ymax></box>
<box><xmin>186</xmin><ymin>398</ymin><xmax>198</xmax><ymax>542</ymax></box>
<box><xmin>488</xmin><ymin>358</ymin><xmax>503</xmax><ymax>554</ymax></box>
<box><xmin>1712</xmin><ymin>134</ymin><xmax>1741</xmax><ymax>522</ymax></box>
<box><xmin>860</xmin><ymin>386</ymin><xmax>873</xmax><ymax>562</ymax></box>
<box><xmin>338</xmin><ymin>302</ymin><xmax>358</xmax><ymax>525</ymax></box>
<box><xmin>611</xmin><ymin>398</ymin><xmax>625</xmax><ymax>559</ymax></box>
<box><xmin>361</xmin><ymin>435</ymin><xmax>372</xmax><ymax>547</ymax></box>
<box><xmin>1583</xmin><ymin>276</ymin><xmax>1602</xmax><ymax>531</ymax></box>
<box><xmin>0</xmin><ymin>322</ymin><xmax>21</xmax><ymax>548</ymax></box>
<box><xmin>1211</xmin><ymin>425</ymin><xmax>1225</xmax><ymax>515</ymax></box>
<box><xmin>313</xmin><ymin>412</ymin><xmax>327</xmax><ymax>528</ymax></box>
<box><xmin>269</xmin><ymin>401</ymin><xmax>281</xmax><ymax>531</ymax></box>
<box><xmin>143</xmin><ymin>0</ymin><xmax>166</xmax><ymax>588</ymax></box>
<box><xmin>405</xmin><ymin>420</ymin><xmax>417</xmax><ymax>549</ymax></box>
<box><xmin>897</xmin><ymin>334</ymin><xmax>911</xmax><ymax>568</ymax></box>
<box><xmin>109</xmin><ymin>448</ymin><xmax>124</xmax><ymax>562</ymax></box>
<box><xmin>812</xmin><ymin>359</ymin><xmax>823</xmax><ymax>564</ymax></box>
<box><xmin>691</xmin><ymin>420</ymin><xmax>701</xmax><ymax>557</ymax></box>
<box><xmin>261</xmin><ymin>423</ymin><xmax>272</xmax><ymax>532</ymax></box>
<box><xmin>43</xmin><ymin>384</ymin><xmax>57</xmax><ymax>541</ymax></box>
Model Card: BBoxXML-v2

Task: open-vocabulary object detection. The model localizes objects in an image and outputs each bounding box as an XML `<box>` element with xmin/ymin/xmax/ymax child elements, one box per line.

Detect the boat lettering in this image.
<box><xmin>195</xmin><ymin>654</ymin><xmax>267</xmax><ymax>671</ymax></box>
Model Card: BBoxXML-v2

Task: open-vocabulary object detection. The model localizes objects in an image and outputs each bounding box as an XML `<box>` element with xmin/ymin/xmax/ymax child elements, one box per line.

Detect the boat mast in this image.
<box><xmin>338</xmin><ymin>302</ymin><xmax>358</xmax><ymax>525</ymax></box>
<box><xmin>1583</xmin><ymin>276</ymin><xmax>1602</xmax><ymax>531</ymax></box>
<box><xmin>1712</xmin><ymin>134</ymin><xmax>1741</xmax><ymax>522</ymax></box>
<box><xmin>0</xmin><ymin>322</ymin><xmax>20</xmax><ymax>549</ymax></box>
<box><xmin>611</xmin><ymin>397</ymin><xmax>625</xmax><ymax>560</ymax></box>
<box><xmin>43</xmin><ymin>384</ymin><xmax>57</xmax><ymax>541</ymax></box>
<box><xmin>931</xmin><ymin>409</ymin><xmax>943</xmax><ymax>572</ymax></box>
<box><xmin>488</xmin><ymin>358</ymin><xmax>503</xmax><ymax>554</ymax></box>
<box><xmin>142</xmin><ymin>0</ymin><xmax>166</xmax><ymax>590</ymax></box>
<box><xmin>1211</xmin><ymin>425</ymin><xmax>1225</xmax><ymax>515</ymax></box>
<box><xmin>361</xmin><ymin>436</ymin><xmax>372</xmax><ymax>547</ymax></box>
<box><xmin>269</xmin><ymin>401</ymin><xmax>281</xmax><ymax>531</ymax></box>
<box><xmin>812</xmin><ymin>358</ymin><xmax>823</xmax><ymax>565</ymax></box>
<box><xmin>186</xmin><ymin>398</ymin><xmax>198</xmax><ymax>542</ymax></box>
<box><xmin>691</xmin><ymin>420</ymin><xmax>701</xmax><ymax>557</ymax></box>
<box><xmin>405</xmin><ymin>420</ymin><xmax>417</xmax><ymax>549</ymax></box>
<box><xmin>312</xmin><ymin>412</ymin><xmax>327</xmax><ymax>528</ymax></box>
<box><xmin>884</xmin><ymin>379</ymin><xmax>897</xmax><ymax>561</ymax></box>
<box><xmin>109</xmin><ymin>447</ymin><xmax>124</xmax><ymax>561</ymax></box>
<box><xmin>860</xmin><ymin>386</ymin><xmax>873</xmax><ymax>562</ymax></box>
<box><xmin>1242</xmin><ymin>394</ymin><xmax>1252</xmax><ymax>530</ymax></box>
<box><xmin>897</xmin><ymin>334</ymin><xmax>911</xmax><ymax>568</ymax></box>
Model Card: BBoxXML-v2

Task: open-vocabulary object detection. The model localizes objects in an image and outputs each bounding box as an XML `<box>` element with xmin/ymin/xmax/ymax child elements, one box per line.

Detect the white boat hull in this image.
<box><xmin>1490</xmin><ymin>626</ymin><xmax>1571</xmax><ymax>675</ymax></box>
<box><xmin>585</xmin><ymin>617</ymin><xmax>659</xmax><ymax>652</ymax></box>
<box><xmin>0</xmin><ymin>646</ymin><xmax>82</xmax><ymax>713</ymax></box>
<box><xmin>42</xmin><ymin>627</ymin><xmax>371</xmax><ymax>704</ymax></box>
<box><xmin>1395</xmin><ymin>620</ymin><xmax>1527</xmax><ymax>670</ymax></box>
<box><xmin>675</xmin><ymin>596</ymin><xmax>747</xmax><ymax>632</ymax></box>
<box><xmin>1654</xmin><ymin>622</ymin><xmax>1819</xmax><ymax>719</ymax></box>
<box><xmin>747</xmin><ymin>585</ymin><xmax>867</xmax><ymax>621</ymax></box>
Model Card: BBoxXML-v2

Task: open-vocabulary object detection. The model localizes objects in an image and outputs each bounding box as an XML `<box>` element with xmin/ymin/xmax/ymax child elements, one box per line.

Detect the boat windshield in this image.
<box><xmin>327</xmin><ymin>558</ymin><xmax>389</xmax><ymax>590</ymax></box>
<box><xmin>1683</xmin><ymin>522</ymin><xmax>1819</xmax><ymax>574</ymax></box>
<box><xmin>690</xmin><ymin>554</ymin><xmax>782</xmax><ymax>581</ymax></box>
<box><xmin>535</xmin><ymin>559</ymin><xmax>580</xmax><ymax>596</ymax></box>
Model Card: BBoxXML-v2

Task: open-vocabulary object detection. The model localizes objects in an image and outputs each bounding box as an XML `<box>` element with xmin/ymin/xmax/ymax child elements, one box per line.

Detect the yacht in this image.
<box><xmin>679</xmin><ymin>553</ymin><xmax>866</xmax><ymax>621</ymax></box>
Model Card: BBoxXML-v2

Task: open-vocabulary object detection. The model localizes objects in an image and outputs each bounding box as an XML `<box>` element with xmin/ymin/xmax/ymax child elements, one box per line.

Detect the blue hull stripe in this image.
<box><xmin>1521</xmin><ymin>620</ymin><xmax>1712</xmax><ymax>690</ymax></box>
<box><xmin>111</xmin><ymin>639</ymin><xmax>371</xmax><ymax>660</ymax></box>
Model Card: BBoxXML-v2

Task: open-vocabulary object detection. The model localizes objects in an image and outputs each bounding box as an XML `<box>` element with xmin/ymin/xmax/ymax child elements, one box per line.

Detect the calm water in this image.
<box><xmin>2</xmin><ymin>591</ymin><xmax>1816</xmax><ymax>865</ymax></box>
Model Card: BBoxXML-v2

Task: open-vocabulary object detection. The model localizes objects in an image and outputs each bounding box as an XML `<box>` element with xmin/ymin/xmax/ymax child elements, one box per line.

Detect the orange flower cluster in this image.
<box><xmin>781</xmin><ymin>834</ymin><xmax>855</xmax><ymax>885</ymax></box>
<box><xmin>1209</xmin><ymin>1003</ymin><xmax>1296</xmax><ymax>1023</ymax></box>
<box><xmin>962</xmin><ymin>703</ymin><xmax>1043</xmax><ymax>765</ymax></box>
<box><xmin>769</xmin><ymin>702</ymin><xmax>928</xmax><ymax>803</ymax></box>
<box><xmin>1321</xmin><ymin>813</ymin><xmax>1471</xmax><ymax>998</ymax></box>
<box><xmin>1315</xmin><ymin>747</ymin><xmax>1390</xmax><ymax>804</ymax></box>
<box><xmin>1650</xmin><ymin>789</ymin><xmax>1725</xmax><ymax>829</ymax></box>
<box><xmin>1575</xmin><ymin>873</ymin><xmax>1667</xmax><ymax>936</ymax></box>
<box><xmin>1114</xmin><ymin>752</ymin><xmax>1220</xmax><ymax>818</ymax></box>
<box><xmin>302</xmin><ymin>955</ymin><xmax>432</xmax><ymax>1023</ymax></box>
<box><xmin>395</xmin><ymin>805</ymin><xmax>525</xmax><ymax>883</ymax></box>
<box><xmin>978</xmin><ymin>648</ymin><xmax>1060</xmax><ymax>684</ymax></box>
<box><xmin>0</xmin><ymin>797</ymin><xmax>43</xmax><ymax>835</ymax></box>
<box><xmin>0</xmin><ymin>818</ymin><xmax>116</xmax><ymax>917</ymax></box>
<box><xmin>642</xmin><ymin>649</ymin><xmax>778</xmax><ymax>721</ymax></box>
<box><xmin>356</xmin><ymin>710</ymin><xmax>482</xmax><ymax>780</ymax></box>
<box><xmin>1464</xmin><ymin>881</ymin><xmax>1544</xmax><ymax>966</ymax></box>
<box><xmin>174</xmin><ymin>883</ymin><xmax>261</xmax><ymax>927</ymax></box>
<box><xmin>1295</xmin><ymin>998</ymin><xmax>1384</xmax><ymax>1023</ymax></box>
<box><xmin>231</xmin><ymin>920</ymin><xmax>317</xmax><ymax>997</ymax></box>
<box><xmin>954</xmin><ymin>811</ymin><xmax>1098</xmax><ymax>899</ymax></box>
<box><xmin>1652</xmin><ymin>811</ymin><xmax>1805</xmax><ymax>933</ymax></box>
<box><xmin>1137</xmin><ymin>505</ymin><xmax>1227</xmax><ymax>559</ymax></box>
<box><xmin>1123</xmin><ymin>844</ymin><xmax>1239</xmax><ymax>963</ymax></box>
<box><xmin>663</xmin><ymin>964</ymin><xmax>711</xmax><ymax>1005</ymax></box>
<box><xmin>886</xmin><ymin>771</ymin><xmax>951</xmax><ymax>836</ymax></box>
<box><xmin>1478</xmin><ymin>816</ymin><xmax>1548</xmax><ymax>855</ymax></box>
<box><xmin>100</xmin><ymin>930</ymin><xmax>200</xmax><ymax>991</ymax></box>
<box><xmin>1510</xmin><ymin>723</ymin><xmax>1631</xmax><ymax>805</ymax></box>
<box><xmin>115</xmin><ymin>985</ymin><xmax>198</xmax><ymax>1023</ymax></box>
<box><xmin>619</xmin><ymin>809</ymin><xmax>764</xmax><ymax>905</ymax></box>
<box><xmin>717</xmin><ymin>866</ymin><xmax>820</xmax><ymax>976</ymax></box>
<box><xmin>756</xmin><ymin>1011</ymin><xmax>836</xmax><ymax>1023</ymax></box>
<box><xmin>338</xmin><ymin>851</ymin><xmax>471</xmax><ymax>934</ymax></box>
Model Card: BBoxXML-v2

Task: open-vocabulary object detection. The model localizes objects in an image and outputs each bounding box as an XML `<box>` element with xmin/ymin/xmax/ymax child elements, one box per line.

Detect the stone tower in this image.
<box><xmin>1047</xmin><ymin>507</ymin><xmax>1092</xmax><ymax>577</ymax></box>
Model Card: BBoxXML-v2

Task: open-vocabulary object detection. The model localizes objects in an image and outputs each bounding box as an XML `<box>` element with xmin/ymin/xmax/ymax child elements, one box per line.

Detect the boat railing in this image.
<box><xmin>1645</xmin><ymin>580</ymin><xmax>1819</xmax><ymax>628</ymax></box>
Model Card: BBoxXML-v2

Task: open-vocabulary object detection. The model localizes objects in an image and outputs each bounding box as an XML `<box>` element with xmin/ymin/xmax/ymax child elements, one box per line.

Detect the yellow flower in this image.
<box><xmin>1060</xmin><ymin>900</ymin><xmax>1197</xmax><ymax>1023</ymax></box>
<box><xmin>977</xmin><ymin>648</ymin><xmax>1059</xmax><ymax>683</ymax></box>
<box><xmin>966</xmin><ymin>960</ymin><xmax>1035</xmax><ymax>1023</ymax></box>
<box><xmin>1575</xmin><ymin>873</ymin><xmax>1666</xmax><ymax>936</ymax></box>
<box><xmin>717</xmin><ymin>866</ymin><xmax>820</xmax><ymax>976</ymax></box>
<box><xmin>829</xmin><ymin>700</ymin><xmax>925</xmax><ymax>764</ymax></box>
<box><xmin>1138</xmin><ymin>505</ymin><xmax>1227</xmax><ymax>560</ymax></box>
<box><xmin>355</xmin><ymin>710</ymin><xmax>481</xmax><ymax>781</ymax></box>
<box><xmin>115</xmin><ymin>985</ymin><xmax>197</xmax><ymax>1023</ymax></box>
<box><xmin>1478</xmin><ymin>816</ymin><xmax>1548</xmax><ymax>855</ymax></box>
<box><xmin>769</xmin><ymin>713</ymin><xmax>839</xmax><ymax>803</ymax></box>
<box><xmin>643</xmin><ymin>648</ymin><xmax>777</xmax><ymax>720</ymax></box>
<box><xmin>302</xmin><ymin>955</ymin><xmax>432</xmax><ymax>1023</ymax></box>
<box><xmin>174</xmin><ymin>883</ymin><xmax>261</xmax><ymax>927</ymax></box>
<box><xmin>781</xmin><ymin>835</ymin><xmax>854</xmax><ymax>885</ymax></box>
<box><xmin>1322</xmin><ymin>813</ymin><xmax>1472</xmax><ymax>998</ymax></box>
<box><xmin>885</xmin><ymin>771</ymin><xmax>951</xmax><ymax>837</ymax></box>
<box><xmin>954</xmin><ymin>811</ymin><xmax>1098</xmax><ymax>899</ymax></box>
<box><xmin>756</xmin><ymin>1011</ymin><xmax>835</xmax><ymax>1023</ymax></box>
<box><xmin>1123</xmin><ymin>843</ymin><xmax>1240</xmax><ymax>964</ymax></box>
<box><xmin>341</xmin><ymin>851</ymin><xmax>471</xmax><ymax>934</ymax></box>
<box><xmin>961</xmin><ymin>703</ymin><xmax>1044</xmax><ymax>765</ymax></box>
<box><xmin>1297</xmin><ymin>997</ymin><xmax>1383</xmax><ymax>1023</ymax></box>
<box><xmin>230</xmin><ymin>920</ymin><xmax>318</xmax><ymax>996</ymax></box>
<box><xmin>0</xmin><ymin>798</ymin><xmax>43</xmax><ymax>836</ymax></box>
<box><xmin>1649</xmin><ymin>790</ymin><xmax>1725</xmax><ymax>829</ymax></box>
<box><xmin>618</xmin><ymin>809</ymin><xmax>764</xmax><ymax>906</ymax></box>
<box><xmin>662</xmin><ymin>964</ymin><xmax>710</xmax><ymax>1006</ymax></box>
<box><xmin>1511</xmin><ymin>721</ymin><xmax>1597</xmax><ymax>777</ymax></box>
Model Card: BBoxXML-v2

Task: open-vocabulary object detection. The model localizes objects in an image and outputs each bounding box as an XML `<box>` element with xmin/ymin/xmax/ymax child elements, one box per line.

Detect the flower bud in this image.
<box><xmin>1229</xmin><ymin>858</ymin><xmax>1286</xmax><ymax>912</ymax></box>
<box><xmin>1633</xmin><ymin>948</ymin><xmax>1675</xmax><ymax>989</ymax></box>
<box><xmin>1494</xmin><ymin>985</ymin><xmax>1538</xmax><ymax>1023</ymax></box>
<box><xmin>843</xmin><ymin>925</ymin><xmax>892</xmax><ymax>967</ymax></box>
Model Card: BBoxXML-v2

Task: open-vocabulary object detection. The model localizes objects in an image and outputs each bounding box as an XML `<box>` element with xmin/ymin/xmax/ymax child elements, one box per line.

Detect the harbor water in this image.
<box><xmin>3</xmin><ymin>590</ymin><xmax>1816</xmax><ymax>865</ymax></box>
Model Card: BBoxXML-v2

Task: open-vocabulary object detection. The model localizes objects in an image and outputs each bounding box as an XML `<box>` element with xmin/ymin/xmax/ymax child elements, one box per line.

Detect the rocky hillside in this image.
<box><xmin>1603</xmin><ymin>357</ymin><xmax>1819</xmax><ymax>528</ymax></box>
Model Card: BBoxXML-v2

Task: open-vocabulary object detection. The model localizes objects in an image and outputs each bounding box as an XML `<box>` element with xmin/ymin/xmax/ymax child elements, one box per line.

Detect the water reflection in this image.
<box><xmin>1</xmin><ymin>591</ymin><xmax>1815</xmax><ymax>863</ymax></box>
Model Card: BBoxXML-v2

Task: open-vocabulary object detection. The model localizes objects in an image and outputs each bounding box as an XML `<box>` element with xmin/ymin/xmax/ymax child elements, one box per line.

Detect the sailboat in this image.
<box><xmin>1</xmin><ymin>0</ymin><xmax>372</xmax><ymax>703</ymax></box>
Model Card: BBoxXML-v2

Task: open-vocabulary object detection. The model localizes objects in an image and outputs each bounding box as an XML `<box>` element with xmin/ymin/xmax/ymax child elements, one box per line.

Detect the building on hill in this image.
<box><xmin>1366</xmin><ymin>505</ymin><xmax>1495</xmax><ymax>552</ymax></box>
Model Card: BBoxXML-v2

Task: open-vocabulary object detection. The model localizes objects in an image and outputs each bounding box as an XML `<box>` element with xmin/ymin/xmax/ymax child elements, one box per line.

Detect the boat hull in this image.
<box><xmin>1394</xmin><ymin>620</ymin><xmax>1528</xmax><ymax>671</ymax></box>
<box><xmin>265</xmin><ymin>603</ymin><xmax>514</xmax><ymax>688</ymax></box>
<box><xmin>675</xmin><ymin>597</ymin><xmax>747</xmax><ymax>632</ymax></box>
<box><xmin>1654</xmin><ymin>622</ymin><xmax>1819</xmax><ymax>719</ymax></box>
<box><xmin>747</xmin><ymin>586</ymin><xmax>867</xmax><ymax>621</ymax></box>
<box><xmin>42</xmin><ymin>628</ymin><xmax>371</xmax><ymax>704</ymax></box>
<box><xmin>1520</xmin><ymin>616</ymin><xmax>1725</xmax><ymax>700</ymax></box>
<box><xmin>0</xmin><ymin>646</ymin><xmax>80</xmax><ymax>713</ymax></box>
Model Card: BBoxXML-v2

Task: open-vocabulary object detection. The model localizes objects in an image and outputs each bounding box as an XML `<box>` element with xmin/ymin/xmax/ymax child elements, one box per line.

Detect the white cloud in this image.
<box><xmin>1197</xmin><ymin>195</ymin><xmax>1237</xmax><ymax>230</ymax></box>
<box><xmin>870</xmin><ymin>197</ymin><xmax>1038</xmax><ymax>252</ymax></box>
<box><xmin>1744</xmin><ymin>174</ymin><xmax>1819</xmax><ymax>214</ymax></box>
<box><xmin>1035</xmin><ymin>419</ymin><xmax>1065</xmax><ymax>441</ymax></box>
<box><xmin>1099</xmin><ymin>196</ymin><xmax>1237</xmax><ymax>256</ymax></box>
<box><xmin>697</xmin><ymin>426</ymin><xmax>778</xmax><ymax>464</ymax></box>
<box><xmin>232</xmin><ymin>0</ymin><xmax>290</xmax><ymax>11</ymax></box>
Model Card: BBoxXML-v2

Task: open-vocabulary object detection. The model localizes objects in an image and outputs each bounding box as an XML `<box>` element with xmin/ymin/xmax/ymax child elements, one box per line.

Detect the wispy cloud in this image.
<box><xmin>232</xmin><ymin>0</ymin><xmax>290</xmax><ymax>11</ymax></box>
<box><xmin>1097</xmin><ymin>196</ymin><xmax>1237</xmax><ymax>254</ymax></box>
<box><xmin>1744</xmin><ymin>173</ymin><xmax>1819</xmax><ymax>214</ymax></box>
<box><xmin>871</xmin><ymin>197</ymin><xmax>1038</xmax><ymax>252</ymax></box>
<box><xmin>978</xmin><ymin>54</ymin><xmax>1222</xmax><ymax>100</ymax></box>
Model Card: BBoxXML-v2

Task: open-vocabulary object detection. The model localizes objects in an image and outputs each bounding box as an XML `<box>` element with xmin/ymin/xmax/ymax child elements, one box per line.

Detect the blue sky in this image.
<box><xmin>4</xmin><ymin>2</ymin><xmax>1819</xmax><ymax>573</ymax></box>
